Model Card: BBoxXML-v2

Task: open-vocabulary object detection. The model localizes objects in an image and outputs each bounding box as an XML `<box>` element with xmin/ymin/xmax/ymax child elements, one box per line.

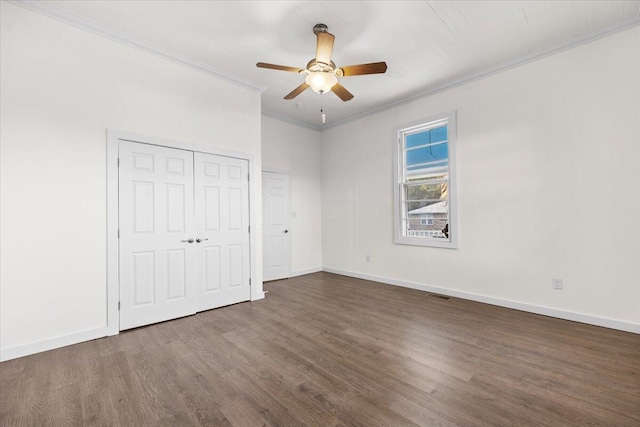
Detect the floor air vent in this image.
<box><xmin>427</xmin><ymin>293</ymin><xmax>452</xmax><ymax>300</ymax></box>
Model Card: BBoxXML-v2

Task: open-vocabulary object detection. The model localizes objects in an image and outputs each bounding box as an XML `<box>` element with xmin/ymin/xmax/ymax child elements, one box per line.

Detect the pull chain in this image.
<box><xmin>320</xmin><ymin>93</ymin><xmax>326</xmax><ymax>124</ymax></box>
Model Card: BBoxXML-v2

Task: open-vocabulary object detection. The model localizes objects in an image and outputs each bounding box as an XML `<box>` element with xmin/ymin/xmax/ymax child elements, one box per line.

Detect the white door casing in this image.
<box><xmin>262</xmin><ymin>171</ymin><xmax>291</xmax><ymax>281</ymax></box>
<box><xmin>108</xmin><ymin>130</ymin><xmax>262</xmax><ymax>334</ymax></box>
<box><xmin>195</xmin><ymin>153</ymin><xmax>251</xmax><ymax>311</ymax></box>
<box><xmin>118</xmin><ymin>141</ymin><xmax>196</xmax><ymax>330</ymax></box>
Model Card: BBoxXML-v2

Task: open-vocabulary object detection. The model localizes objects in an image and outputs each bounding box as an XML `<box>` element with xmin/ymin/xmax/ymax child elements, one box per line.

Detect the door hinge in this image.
<box><xmin>118</xmin><ymin>301</ymin><xmax>120</xmax><ymax>311</ymax></box>
<box><xmin>248</xmin><ymin>225</ymin><xmax>250</xmax><ymax>233</ymax></box>
<box><xmin>249</xmin><ymin>278</ymin><xmax>251</xmax><ymax>285</ymax></box>
<box><xmin>117</xmin><ymin>229</ymin><xmax>120</xmax><ymax>238</ymax></box>
<box><xmin>247</xmin><ymin>173</ymin><xmax>250</xmax><ymax>181</ymax></box>
<box><xmin>117</xmin><ymin>158</ymin><xmax>120</xmax><ymax>167</ymax></box>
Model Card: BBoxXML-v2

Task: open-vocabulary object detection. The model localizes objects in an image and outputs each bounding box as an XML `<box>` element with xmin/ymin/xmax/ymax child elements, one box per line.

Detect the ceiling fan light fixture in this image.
<box><xmin>305</xmin><ymin>71</ymin><xmax>337</xmax><ymax>94</ymax></box>
<box><xmin>257</xmin><ymin>23</ymin><xmax>387</xmax><ymax>102</ymax></box>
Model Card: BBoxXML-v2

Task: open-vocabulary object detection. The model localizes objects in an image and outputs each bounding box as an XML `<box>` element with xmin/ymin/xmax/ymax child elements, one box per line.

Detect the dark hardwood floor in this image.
<box><xmin>1</xmin><ymin>272</ymin><xmax>639</xmax><ymax>426</ymax></box>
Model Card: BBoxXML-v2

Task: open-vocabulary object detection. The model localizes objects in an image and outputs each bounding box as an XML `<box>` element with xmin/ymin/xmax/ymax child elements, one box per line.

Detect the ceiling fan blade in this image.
<box><xmin>331</xmin><ymin>82</ymin><xmax>354</xmax><ymax>102</ymax></box>
<box><xmin>315</xmin><ymin>32</ymin><xmax>335</xmax><ymax>67</ymax></box>
<box><xmin>256</xmin><ymin>62</ymin><xmax>303</xmax><ymax>73</ymax></box>
<box><xmin>339</xmin><ymin>62</ymin><xmax>388</xmax><ymax>76</ymax></box>
<box><xmin>284</xmin><ymin>83</ymin><xmax>310</xmax><ymax>100</ymax></box>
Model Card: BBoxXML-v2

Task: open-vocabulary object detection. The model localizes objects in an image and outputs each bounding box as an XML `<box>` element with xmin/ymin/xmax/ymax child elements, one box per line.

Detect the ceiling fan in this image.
<box><xmin>257</xmin><ymin>24</ymin><xmax>387</xmax><ymax>102</ymax></box>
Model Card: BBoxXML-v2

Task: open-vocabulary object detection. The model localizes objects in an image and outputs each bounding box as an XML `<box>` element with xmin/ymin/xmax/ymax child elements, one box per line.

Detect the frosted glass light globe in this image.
<box><xmin>305</xmin><ymin>72</ymin><xmax>338</xmax><ymax>94</ymax></box>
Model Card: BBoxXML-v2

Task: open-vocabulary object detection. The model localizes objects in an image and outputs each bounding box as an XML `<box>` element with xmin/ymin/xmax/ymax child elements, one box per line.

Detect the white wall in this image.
<box><xmin>262</xmin><ymin>116</ymin><xmax>322</xmax><ymax>275</ymax></box>
<box><xmin>0</xmin><ymin>2</ymin><xmax>263</xmax><ymax>357</ymax></box>
<box><xmin>321</xmin><ymin>26</ymin><xmax>640</xmax><ymax>330</ymax></box>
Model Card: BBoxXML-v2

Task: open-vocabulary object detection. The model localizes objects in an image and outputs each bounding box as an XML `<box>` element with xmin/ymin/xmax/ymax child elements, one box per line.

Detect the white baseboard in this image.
<box><xmin>4</xmin><ymin>268</ymin><xmax>635</xmax><ymax>362</ymax></box>
<box><xmin>3</xmin><ymin>290</ymin><xmax>267</xmax><ymax>362</ymax></box>
<box><xmin>0</xmin><ymin>326</ymin><xmax>109</xmax><ymax>362</ymax></box>
<box><xmin>251</xmin><ymin>291</ymin><xmax>266</xmax><ymax>302</ymax></box>
<box><xmin>289</xmin><ymin>267</ymin><xmax>323</xmax><ymax>278</ymax></box>
<box><xmin>322</xmin><ymin>267</ymin><xmax>640</xmax><ymax>334</ymax></box>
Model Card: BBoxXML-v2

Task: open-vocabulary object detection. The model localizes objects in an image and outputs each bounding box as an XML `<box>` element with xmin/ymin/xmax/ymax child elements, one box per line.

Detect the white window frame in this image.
<box><xmin>393</xmin><ymin>111</ymin><xmax>458</xmax><ymax>248</ymax></box>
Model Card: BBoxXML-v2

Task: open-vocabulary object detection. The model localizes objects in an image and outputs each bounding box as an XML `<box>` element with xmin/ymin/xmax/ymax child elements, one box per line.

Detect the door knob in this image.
<box><xmin>181</xmin><ymin>238</ymin><xmax>194</xmax><ymax>243</ymax></box>
<box><xmin>195</xmin><ymin>238</ymin><xmax>209</xmax><ymax>243</ymax></box>
<box><xmin>284</xmin><ymin>229</ymin><xmax>289</xmax><ymax>233</ymax></box>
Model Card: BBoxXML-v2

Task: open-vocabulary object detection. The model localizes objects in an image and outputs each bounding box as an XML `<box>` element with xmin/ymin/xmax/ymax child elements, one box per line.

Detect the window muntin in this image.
<box><xmin>394</xmin><ymin>113</ymin><xmax>457</xmax><ymax>248</ymax></box>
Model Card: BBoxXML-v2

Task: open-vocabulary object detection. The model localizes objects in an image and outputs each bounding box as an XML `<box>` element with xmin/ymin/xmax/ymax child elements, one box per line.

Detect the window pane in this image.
<box><xmin>405</xmin><ymin>142</ymin><xmax>448</xmax><ymax>167</ymax></box>
<box><xmin>405</xmin><ymin>126</ymin><xmax>448</xmax><ymax>149</ymax></box>
<box><xmin>404</xmin><ymin>181</ymin><xmax>448</xmax><ymax>239</ymax></box>
<box><xmin>406</xmin><ymin>200</ymin><xmax>446</xmax><ymax>211</ymax></box>
<box><xmin>405</xmin><ymin>130</ymin><xmax>430</xmax><ymax>148</ymax></box>
<box><xmin>430</xmin><ymin>126</ymin><xmax>447</xmax><ymax>143</ymax></box>
<box><xmin>405</xmin><ymin>142</ymin><xmax>448</xmax><ymax>181</ymax></box>
<box><xmin>405</xmin><ymin>147</ymin><xmax>439</xmax><ymax>166</ymax></box>
<box><xmin>406</xmin><ymin>203</ymin><xmax>448</xmax><ymax>234</ymax></box>
<box><xmin>404</xmin><ymin>215</ymin><xmax>448</xmax><ymax>239</ymax></box>
<box><xmin>405</xmin><ymin>183</ymin><xmax>448</xmax><ymax>204</ymax></box>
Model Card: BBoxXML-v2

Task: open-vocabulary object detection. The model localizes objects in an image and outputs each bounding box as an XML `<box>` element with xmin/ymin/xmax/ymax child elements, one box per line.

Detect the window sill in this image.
<box><xmin>394</xmin><ymin>236</ymin><xmax>458</xmax><ymax>249</ymax></box>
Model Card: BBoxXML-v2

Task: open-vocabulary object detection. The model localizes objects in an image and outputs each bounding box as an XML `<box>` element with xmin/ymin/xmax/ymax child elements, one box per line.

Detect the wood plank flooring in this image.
<box><xmin>1</xmin><ymin>272</ymin><xmax>639</xmax><ymax>426</ymax></box>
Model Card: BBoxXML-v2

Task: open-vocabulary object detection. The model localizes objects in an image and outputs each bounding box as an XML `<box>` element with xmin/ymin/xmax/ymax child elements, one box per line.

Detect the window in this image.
<box><xmin>394</xmin><ymin>112</ymin><xmax>457</xmax><ymax>248</ymax></box>
<box><xmin>420</xmin><ymin>214</ymin><xmax>434</xmax><ymax>226</ymax></box>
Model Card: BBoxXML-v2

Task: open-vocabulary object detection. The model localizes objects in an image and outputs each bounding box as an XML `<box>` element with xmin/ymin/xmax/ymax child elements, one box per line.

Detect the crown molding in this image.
<box><xmin>8</xmin><ymin>0</ymin><xmax>639</xmax><ymax>129</ymax></box>
<box><xmin>321</xmin><ymin>14</ymin><xmax>640</xmax><ymax>131</ymax></box>
<box><xmin>7</xmin><ymin>0</ymin><xmax>267</xmax><ymax>93</ymax></box>
<box><xmin>261</xmin><ymin>112</ymin><xmax>321</xmax><ymax>132</ymax></box>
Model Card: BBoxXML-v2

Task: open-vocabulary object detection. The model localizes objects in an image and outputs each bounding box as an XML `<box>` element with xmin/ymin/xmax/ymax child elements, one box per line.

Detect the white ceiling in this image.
<box><xmin>30</xmin><ymin>1</ymin><xmax>640</xmax><ymax>129</ymax></box>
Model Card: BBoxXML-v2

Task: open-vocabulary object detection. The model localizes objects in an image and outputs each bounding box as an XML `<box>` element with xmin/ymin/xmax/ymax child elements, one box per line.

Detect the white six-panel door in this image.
<box><xmin>194</xmin><ymin>152</ymin><xmax>251</xmax><ymax>311</ymax></box>
<box><xmin>119</xmin><ymin>141</ymin><xmax>251</xmax><ymax>330</ymax></box>
<box><xmin>119</xmin><ymin>142</ymin><xmax>196</xmax><ymax>330</ymax></box>
<box><xmin>262</xmin><ymin>171</ymin><xmax>291</xmax><ymax>281</ymax></box>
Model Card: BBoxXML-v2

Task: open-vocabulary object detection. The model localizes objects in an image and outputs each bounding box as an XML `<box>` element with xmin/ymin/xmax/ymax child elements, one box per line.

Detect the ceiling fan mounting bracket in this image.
<box><xmin>313</xmin><ymin>23</ymin><xmax>329</xmax><ymax>35</ymax></box>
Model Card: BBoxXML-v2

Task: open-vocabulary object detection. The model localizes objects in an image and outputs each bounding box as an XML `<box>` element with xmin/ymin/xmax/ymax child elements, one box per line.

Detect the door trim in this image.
<box><xmin>106</xmin><ymin>129</ymin><xmax>263</xmax><ymax>335</ymax></box>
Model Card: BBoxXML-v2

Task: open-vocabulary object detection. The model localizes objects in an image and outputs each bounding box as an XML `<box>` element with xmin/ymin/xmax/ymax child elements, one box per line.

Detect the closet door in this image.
<box><xmin>194</xmin><ymin>153</ymin><xmax>251</xmax><ymax>311</ymax></box>
<box><xmin>119</xmin><ymin>141</ymin><xmax>196</xmax><ymax>330</ymax></box>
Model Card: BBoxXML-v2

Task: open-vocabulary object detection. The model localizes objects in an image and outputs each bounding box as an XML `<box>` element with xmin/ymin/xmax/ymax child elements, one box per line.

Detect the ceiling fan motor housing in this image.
<box><xmin>306</xmin><ymin>59</ymin><xmax>336</xmax><ymax>73</ymax></box>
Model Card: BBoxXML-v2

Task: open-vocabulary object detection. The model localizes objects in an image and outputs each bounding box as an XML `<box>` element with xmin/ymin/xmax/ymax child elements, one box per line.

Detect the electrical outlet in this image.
<box><xmin>365</xmin><ymin>255</ymin><xmax>371</xmax><ymax>263</ymax></box>
<box><xmin>552</xmin><ymin>278</ymin><xmax>563</xmax><ymax>290</ymax></box>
